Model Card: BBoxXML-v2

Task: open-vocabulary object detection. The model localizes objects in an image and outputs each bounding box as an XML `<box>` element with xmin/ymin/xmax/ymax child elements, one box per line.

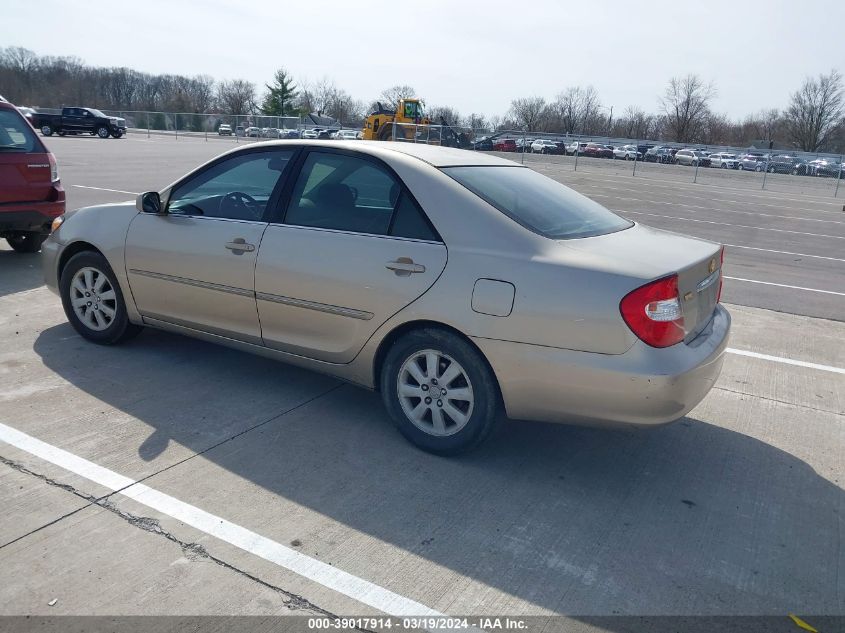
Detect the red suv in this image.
<box><xmin>0</xmin><ymin>99</ymin><xmax>65</xmax><ymax>253</ymax></box>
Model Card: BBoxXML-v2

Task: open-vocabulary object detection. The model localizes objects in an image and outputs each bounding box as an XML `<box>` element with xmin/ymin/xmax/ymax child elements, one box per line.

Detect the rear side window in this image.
<box><xmin>444</xmin><ymin>166</ymin><xmax>633</xmax><ymax>240</ymax></box>
<box><xmin>0</xmin><ymin>109</ymin><xmax>39</xmax><ymax>152</ymax></box>
<box><xmin>285</xmin><ymin>152</ymin><xmax>439</xmax><ymax>240</ymax></box>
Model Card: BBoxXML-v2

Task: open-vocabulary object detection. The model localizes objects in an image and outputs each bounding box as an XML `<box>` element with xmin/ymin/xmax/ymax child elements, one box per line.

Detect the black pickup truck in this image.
<box><xmin>30</xmin><ymin>107</ymin><xmax>126</xmax><ymax>139</ymax></box>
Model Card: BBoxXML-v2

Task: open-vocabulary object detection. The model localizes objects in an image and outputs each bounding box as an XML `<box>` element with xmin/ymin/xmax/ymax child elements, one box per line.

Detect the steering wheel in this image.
<box><xmin>219</xmin><ymin>191</ymin><xmax>258</xmax><ymax>218</ymax></box>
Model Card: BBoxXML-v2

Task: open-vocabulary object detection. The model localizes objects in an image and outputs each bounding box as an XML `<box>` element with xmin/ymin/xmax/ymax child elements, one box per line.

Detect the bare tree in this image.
<box><xmin>378</xmin><ymin>84</ymin><xmax>417</xmax><ymax>106</ymax></box>
<box><xmin>463</xmin><ymin>112</ymin><xmax>488</xmax><ymax>130</ymax></box>
<box><xmin>784</xmin><ymin>70</ymin><xmax>843</xmax><ymax>151</ymax></box>
<box><xmin>508</xmin><ymin>96</ymin><xmax>547</xmax><ymax>132</ymax></box>
<box><xmin>428</xmin><ymin>105</ymin><xmax>462</xmax><ymax>126</ymax></box>
<box><xmin>216</xmin><ymin>79</ymin><xmax>256</xmax><ymax>115</ymax></box>
<box><xmin>661</xmin><ymin>74</ymin><xmax>715</xmax><ymax>143</ymax></box>
<box><xmin>617</xmin><ymin>106</ymin><xmax>654</xmax><ymax>139</ymax></box>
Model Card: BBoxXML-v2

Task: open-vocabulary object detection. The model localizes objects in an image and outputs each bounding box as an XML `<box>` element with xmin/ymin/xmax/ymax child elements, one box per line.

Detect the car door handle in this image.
<box><xmin>386</xmin><ymin>257</ymin><xmax>425</xmax><ymax>276</ymax></box>
<box><xmin>225</xmin><ymin>239</ymin><xmax>255</xmax><ymax>253</ymax></box>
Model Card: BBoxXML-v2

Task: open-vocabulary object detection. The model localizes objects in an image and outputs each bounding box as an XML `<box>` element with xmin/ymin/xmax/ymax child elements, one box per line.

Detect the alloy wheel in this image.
<box><xmin>70</xmin><ymin>267</ymin><xmax>117</xmax><ymax>331</ymax></box>
<box><xmin>397</xmin><ymin>349</ymin><xmax>474</xmax><ymax>437</ymax></box>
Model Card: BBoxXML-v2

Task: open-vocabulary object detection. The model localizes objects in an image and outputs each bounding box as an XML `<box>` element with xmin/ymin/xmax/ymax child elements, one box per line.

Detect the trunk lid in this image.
<box><xmin>560</xmin><ymin>223</ymin><xmax>722</xmax><ymax>342</ymax></box>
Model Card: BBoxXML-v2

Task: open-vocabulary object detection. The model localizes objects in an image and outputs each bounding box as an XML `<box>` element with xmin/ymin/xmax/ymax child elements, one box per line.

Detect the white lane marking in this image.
<box><xmin>72</xmin><ymin>185</ymin><xmax>139</xmax><ymax>195</ymax></box>
<box><xmin>724</xmin><ymin>276</ymin><xmax>845</xmax><ymax>296</ymax></box>
<box><xmin>726</xmin><ymin>349</ymin><xmax>845</xmax><ymax>375</ymax></box>
<box><xmin>621</xmin><ymin>210</ymin><xmax>845</xmax><ymax>240</ymax></box>
<box><xmin>0</xmin><ymin>422</ymin><xmax>442</xmax><ymax>618</ymax></box>
<box><xmin>722</xmin><ymin>243</ymin><xmax>845</xmax><ymax>264</ymax></box>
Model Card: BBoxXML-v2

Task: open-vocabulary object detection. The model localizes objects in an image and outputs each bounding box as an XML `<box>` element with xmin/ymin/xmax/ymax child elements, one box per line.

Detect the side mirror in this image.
<box><xmin>136</xmin><ymin>191</ymin><xmax>162</xmax><ymax>214</ymax></box>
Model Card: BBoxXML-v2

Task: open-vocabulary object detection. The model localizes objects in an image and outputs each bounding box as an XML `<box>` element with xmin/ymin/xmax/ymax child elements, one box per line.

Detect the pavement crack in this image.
<box><xmin>0</xmin><ymin>454</ymin><xmax>368</xmax><ymax>627</ymax></box>
<box><xmin>0</xmin><ymin>453</ymin><xmax>100</xmax><ymax>548</ymax></box>
<box><xmin>92</xmin><ymin>496</ymin><xmax>339</xmax><ymax>617</ymax></box>
<box><xmin>713</xmin><ymin>386</ymin><xmax>844</xmax><ymax>416</ymax></box>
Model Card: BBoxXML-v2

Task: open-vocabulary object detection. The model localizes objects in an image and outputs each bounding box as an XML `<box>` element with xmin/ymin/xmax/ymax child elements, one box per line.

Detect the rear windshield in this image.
<box><xmin>444</xmin><ymin>166</ymin><xmax>633</xmax><ymax>240</ymax></box>
<box><xmin>0</xmin><ymin>109</ymin><xmax>39</xmax><ymax>152</ymax></box>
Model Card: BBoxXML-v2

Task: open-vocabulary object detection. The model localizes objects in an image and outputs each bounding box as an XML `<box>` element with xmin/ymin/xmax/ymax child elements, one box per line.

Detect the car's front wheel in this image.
<box><xmin>381</xmin><ymin>329</ymin><xmax>500</xmax><ymax>455</ymax></box>
<box><xmin>96</xmin><ymin>126</ymin><xmax>110</xmax><ymax>138</ymax></box>
<box><xmin>60</xmin><ymin>251</ymin><xmax>142</xmax><ymax>344</ymax></box>
<box><xmin>6</xmin><ymin>231</ymin><xmax>46</xmax><ymax>253</ymax></box>
<box><xmin>41</xmin><ymin>125</ymin><xmax>53</xmax><ymax>136</ymax></box>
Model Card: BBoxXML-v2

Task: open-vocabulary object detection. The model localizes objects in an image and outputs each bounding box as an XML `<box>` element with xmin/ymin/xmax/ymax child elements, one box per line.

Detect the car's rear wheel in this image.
<box><xmin>6</xmin><ymin>231</ymin><xmax>46</xmax><ymax>253</ymax></box>
<box><xmin>59</xmin><ymin>252</ymin><xmax>141</xmax><ymax>345</ymax></box>
<box><xmin>41</xmin><ymin>125</ymin><xmax>53</xmax><ymax>136</ymax></box>
<box><xmin>381</xmin><ymin>329</ymin><xmax>500</xmax><ymax>455</ymax></box>
<box><xmin>96</xmin><ymin>126</ymin><xmax>110</xmax><ymax>138</ymax></box>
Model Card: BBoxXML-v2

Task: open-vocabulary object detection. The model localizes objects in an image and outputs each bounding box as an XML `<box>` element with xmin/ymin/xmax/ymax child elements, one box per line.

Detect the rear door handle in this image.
<box><xmin>225</xmin><ymin>238</ymin><xmax>255</xmax><ymax>253</ymax></box>
<box><xmin>386</xmin><ymin>257</ymin><xmax>425</xmax><ymax>276</ymax></box>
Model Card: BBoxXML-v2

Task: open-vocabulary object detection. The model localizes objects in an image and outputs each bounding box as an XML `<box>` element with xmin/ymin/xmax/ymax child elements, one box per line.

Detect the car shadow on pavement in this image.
<box><xmin>0</xmin><ymin>249</ymin><xmax>46</xmax><ymax>297</ymax></box>
<box><xmin>33</xmin><ymin>324</ymin><xmax>842</xmax><ymax>617</ymax></box>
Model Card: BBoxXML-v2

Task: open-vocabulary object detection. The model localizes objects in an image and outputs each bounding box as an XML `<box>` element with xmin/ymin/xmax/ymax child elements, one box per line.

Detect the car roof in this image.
<box><xmin>248</xmin><ymin>139</ymin><xmax>518</xmax><ymax>167</ymax></box>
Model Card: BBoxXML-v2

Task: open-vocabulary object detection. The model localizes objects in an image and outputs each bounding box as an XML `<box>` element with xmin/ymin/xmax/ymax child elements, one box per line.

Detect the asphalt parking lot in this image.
<box><xmin>0</xmin><ymin>133</ymin><xmax>842</xmax><ymax>630</ymax></box>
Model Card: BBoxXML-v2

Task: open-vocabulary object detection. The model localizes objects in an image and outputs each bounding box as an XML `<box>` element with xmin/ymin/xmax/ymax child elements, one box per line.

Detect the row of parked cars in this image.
<box><xmin>646</xmin><ymin>147</ymin><xmax>842</xmax><ymax>176</ymax></box>
<box><xmin>477</xmin><ymin>135</ymin><xmax>842</xmax><ymax>177</ymax></box>
<box><xmin>218</xmin><ymin>124</ymin><xmax>362</xmax><ymax>140</ymax></box>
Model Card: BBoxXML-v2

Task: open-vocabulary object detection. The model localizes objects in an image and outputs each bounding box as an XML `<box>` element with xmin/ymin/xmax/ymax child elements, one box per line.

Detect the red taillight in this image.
<box><xmin>716</xmin><ymin>246</ymin><xmax>725</xmax><ymax>303</ymax></box>
<box><xmin>620</xmin><ymin>274</ymin><xmax>685</xmax><ymax>348</ymax></box>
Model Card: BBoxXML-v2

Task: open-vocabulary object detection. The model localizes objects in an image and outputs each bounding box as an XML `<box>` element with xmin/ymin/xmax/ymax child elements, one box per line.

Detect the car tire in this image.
<box><xmin>111</xmin><ymin>131</ymin><xmax>124</xmax><ymax>139</ymax></box>
<box><xmin>41</xmin><ymin>125</ymin><xmax>53</xmax><ymax>136</ymax></box>
<box><xmin>6</xmin><ymin>231</ymin><xmax>46</xmax><ymax>253</ymax></box>
<box><xmin>59</xmin><ymin>251</ymin><xmax>142</xmax><ymax>345</ymax></box>
<box><xmin>96</xmin><ymin>126</ymin><xmax>110</xmax><ymax>139</ymax></box>
<box><xmin>381</xmin><ymin>328</ymin><xmax>501</xmax><ymax>455</ymax></box>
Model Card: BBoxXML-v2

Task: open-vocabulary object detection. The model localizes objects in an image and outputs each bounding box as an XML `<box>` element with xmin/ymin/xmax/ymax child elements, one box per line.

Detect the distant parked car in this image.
<box><xmin>244</xmin><ymin>127</ymin><xmax>260</xmax><ymax>137</ymax></box>
<box><xmin>582</xmin><ymin>143</ymin><xmax>613</xmax><ymax>159</ymax></box>
<box><xmin>530</xmin><ymin>139</ymin><xmax>559</xmax><ymax>154</ymax></box>
<box><xmin>566</xmin><ymin>142</ymin><xmax>588</xmax><ymax>155</ymax></box>
<box><xmin>709</xmin><ymin>153</ymin><xmax>740</xmax><ymax>169</ymax></box>
<box><xmin>0</xmin><ymin>100</ymin><xmax>65</xmax><ymax>252</ymax></box>
<box><xmin>471</xmin><ymin>136</ymin><xmax>494</xmax><ymax>151</ymax></box>
<box><xmin>807</xmin><ymin>158</ymin><xmax>842</xmax><ymax>177</ymax></box>
<box><xmin>739</xmin><ymin>154</ymin><xmax>769</xmax><ymax>171</ymax></box>
<box><xmin>493</xmin><ymin>138</ymin><xmax>517</xmax><ymax>152</ymax></box>
<box><xmin>514</xmin><ymin>138</ymin><xmax>534</xmax><ymax>152</ymax></box>
<box><xmin>674</xmin><ymin>149</ymin><xmax>710</xmax><ymax>167</ymax></box>
<box><xmin>334</xmin><ymin>129</ymin><xmax>360</xmax><ymax>140</ymax></box>
<box><xmin>767</xmin><ymin>155</ymin><xmax>808</xmax><ymax>175</ymax></box>
<box><xmin>644</xmin><ymin>146</ymin><xmax>674</xmax><ymax>163</ymax></box>
<box><xmin>235</xmin><ymin>125</ymin><xmax>245</xmax><ymax>137</ymax></box>
<box><xmin>613</xmin><ymin>145</ymin><xmax>640</xmax><ymax>160</ymax></box>
<box><xmin>218</xmin><ymin>124</ymin><xmax>232</xmax><ymax>136</ymax></box>
<box><xmin>301</xmin><ymin>129</ymin><xmax>319</xmax><ymax>139</ymax></box>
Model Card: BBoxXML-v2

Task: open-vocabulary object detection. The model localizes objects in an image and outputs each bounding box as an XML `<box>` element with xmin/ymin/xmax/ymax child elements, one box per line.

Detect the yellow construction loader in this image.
<box><xmin>362</xmin><ymin>98</ymin><xmax>471</xmax><ymax>148</ymax></box>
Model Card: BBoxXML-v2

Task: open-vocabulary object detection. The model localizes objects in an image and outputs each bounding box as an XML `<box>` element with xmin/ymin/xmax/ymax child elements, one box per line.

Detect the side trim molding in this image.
<box><xmin>256</xmin><ymin>292</ymin><xmax>374</xmax><ymax>321</ymax></box>
<box><xmin>128</xmin><ymin>269</ymin><xmax>254</xmax><ymax>298</ymax></box>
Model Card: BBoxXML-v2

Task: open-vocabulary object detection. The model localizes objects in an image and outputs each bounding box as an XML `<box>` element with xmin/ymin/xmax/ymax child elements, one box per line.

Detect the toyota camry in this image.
<box><xmin>43</xmin><ymin>141</ymin><xmax>730</xmax><ymax>454</ymax></box>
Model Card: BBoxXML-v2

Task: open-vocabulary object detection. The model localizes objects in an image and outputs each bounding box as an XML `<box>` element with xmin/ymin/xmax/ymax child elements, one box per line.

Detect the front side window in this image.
<box><xmin>285</xmin><ymin>152</ymin><xmax>437</xmax><ymax>240</ymax></box>
<box><xmin>167</xmin><ymin>150</ymin><xmax>294</xmax><ymax>221</ymax></box>
<box><xmin>444</xmin><ymin>166</ymin><xmax>633</xmax><ymax>240</ymax></box>
<box><xmin>0</xmin><ymin>109</ymin><xmax>38</xmax><ymax>152</ymax></box>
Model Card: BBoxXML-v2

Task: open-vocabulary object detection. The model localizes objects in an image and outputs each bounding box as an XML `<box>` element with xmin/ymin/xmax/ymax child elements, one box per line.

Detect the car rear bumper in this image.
<box><xmin>473</xmin><ymin>304</ymin><xmax>730</xmax><ymax>428</ymax></box>
<box><xmin>0</xmin><ymin>202</ymin><xmax>64</xmax><ymax>234</ymax></box>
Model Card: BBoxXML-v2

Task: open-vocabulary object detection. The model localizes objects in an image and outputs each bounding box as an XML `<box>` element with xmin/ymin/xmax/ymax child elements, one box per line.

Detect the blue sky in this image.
<box><xmin>3</xmin><ymin>0</ymin><xmax>842</xmax><ymax>119</ymax></box>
